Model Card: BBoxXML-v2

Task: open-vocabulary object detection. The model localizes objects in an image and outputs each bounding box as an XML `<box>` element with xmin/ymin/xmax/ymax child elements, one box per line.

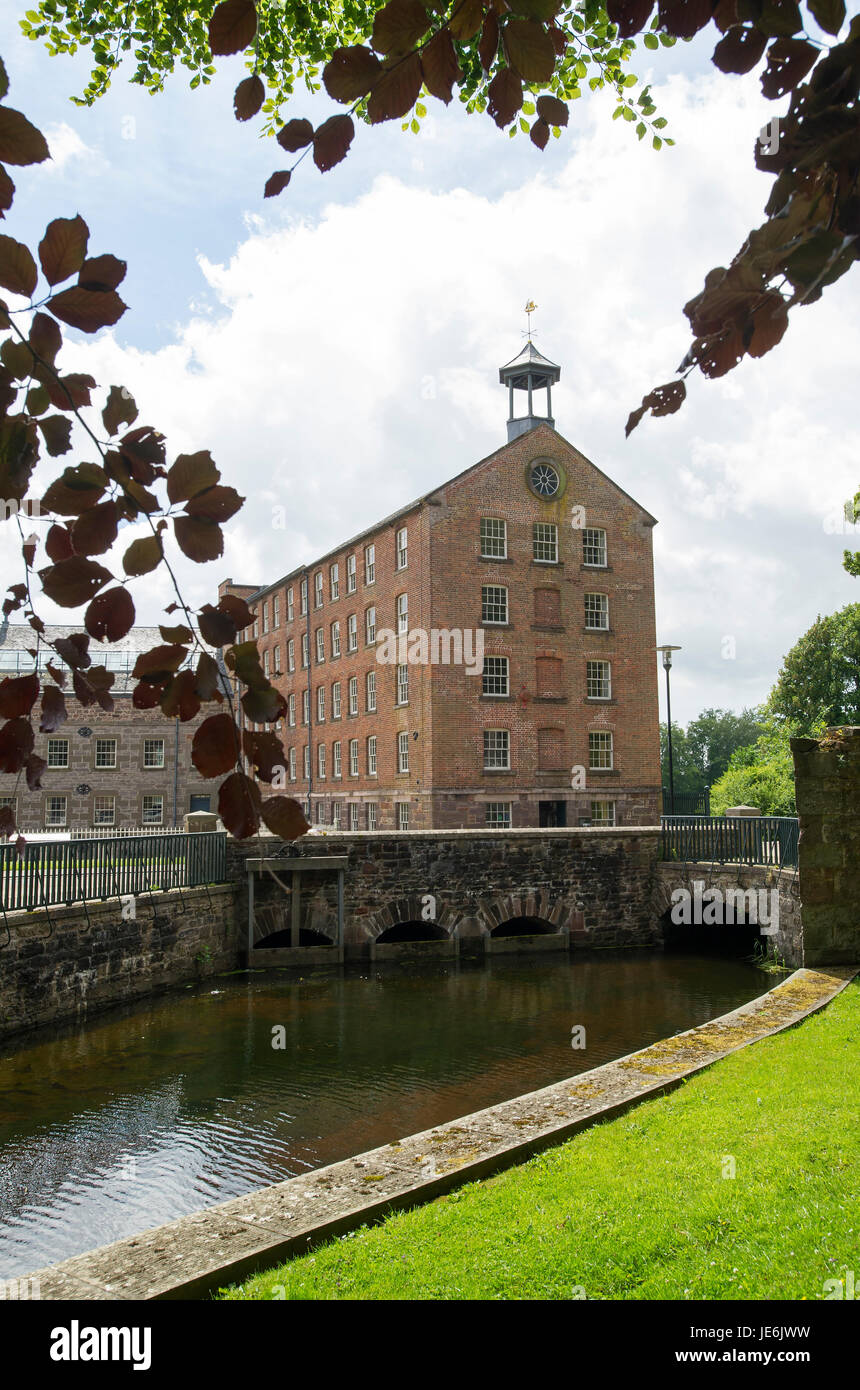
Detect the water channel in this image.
<box><xmin>0</xmin><ymin>950</ymin><xmax>772</xmax><ymax>1278</ymax></box>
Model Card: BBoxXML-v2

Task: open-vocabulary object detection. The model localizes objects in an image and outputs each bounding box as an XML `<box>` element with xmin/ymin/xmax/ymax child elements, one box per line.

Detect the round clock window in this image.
<box><xmin>529</xmin><ymin>462</ymin><xmax>560</xmax><ymax>497</ymax></box>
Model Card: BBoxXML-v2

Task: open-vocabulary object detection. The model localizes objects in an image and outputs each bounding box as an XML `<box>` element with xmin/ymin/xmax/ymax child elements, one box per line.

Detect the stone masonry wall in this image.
<box><xmin>792</xmin><ymin>726</ymin><xmax>860</xmax><ymax>966</ymax></box>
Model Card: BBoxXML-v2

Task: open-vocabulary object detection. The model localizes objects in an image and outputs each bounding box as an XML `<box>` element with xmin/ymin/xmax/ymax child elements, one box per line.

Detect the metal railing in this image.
<box><xmin>0</xmin><ymin>831</ymin><xmax>228</xmax><ymax>913</ymax></box>
<box><xmin>661</xmin><ymin>786</ymin><xmax>710</xmax><ymax>816</ymax></box>
<box><xmin>661</xmin><ymin>815</ymin><xmax>799</xmax><ymax>869</ymax></box>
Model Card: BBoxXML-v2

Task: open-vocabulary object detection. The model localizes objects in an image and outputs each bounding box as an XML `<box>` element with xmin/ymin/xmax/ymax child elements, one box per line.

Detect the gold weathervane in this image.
<box><xmin>524</xmin><ymin>300</ymin><xmax>537</xmax><ymax>340</ymax></box>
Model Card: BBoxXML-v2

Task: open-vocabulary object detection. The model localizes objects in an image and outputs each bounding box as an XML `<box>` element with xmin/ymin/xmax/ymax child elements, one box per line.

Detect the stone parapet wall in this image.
<box><xmin>792</xmin><ymin>726</ymin><xmax>860</xmax><ymax>966</ymax></box>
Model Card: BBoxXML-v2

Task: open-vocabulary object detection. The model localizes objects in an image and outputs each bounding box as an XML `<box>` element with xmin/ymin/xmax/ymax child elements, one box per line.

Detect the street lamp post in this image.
<box><xmin>656</xmin><ymin>645</ymin><xmax>682</xmax><ymax>815</ymax></box>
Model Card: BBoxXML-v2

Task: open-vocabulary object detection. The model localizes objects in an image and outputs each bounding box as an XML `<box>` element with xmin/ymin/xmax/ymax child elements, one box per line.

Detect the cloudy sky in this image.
<box><xmin>1</xmin><ymin>12</ymin><xmax>857</xmax><ymax>726</ymax></box>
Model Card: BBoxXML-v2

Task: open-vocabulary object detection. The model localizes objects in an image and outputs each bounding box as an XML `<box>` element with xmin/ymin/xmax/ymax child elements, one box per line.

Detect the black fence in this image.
<box><xmin>662</xmin><ymin>787</ymin><xmax>711</xmax><ymax>815</ymax></box>
<box><xmin>0</xmin><ymin>831</ymin><xmax>228</xmax><ymax>913</ymax></box>
<box><xmin>661</xmin><ymin>815</ymin><xmax>799</xmax><ymax>869</ymax></box>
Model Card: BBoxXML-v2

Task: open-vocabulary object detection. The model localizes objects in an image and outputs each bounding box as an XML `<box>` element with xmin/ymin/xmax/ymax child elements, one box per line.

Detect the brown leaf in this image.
<box><xmin>192</xmin><ymin>712</ymin><xmax>240</xmax><ymax>777</ymax></box>
<box><xmin>25</xmin><ymin>752</ymin><xmax>47</xmax><ymax>791</ymax></box>
<box><xmin>78</xmin><ymin>254</ymin><xmax>127</xmax><ymax>291</ymax></box>
<box><xmin>0</xmin><ymin>671</ymin><xmax>39</xmax><ymax>718</ymax></box>
<box><xmin>45</xmin><ymin>524</ymin><xmax>74</xmax><ymax>564</ymax></box>
<box><xmin>234</xmin><ymin>74</ymin><xmax>265</xmax><ymax>122</ymax></box>
<box><xmin>25</xmin><ymin>382</ymin><xmax>49</xmax><ymax>415</ymax></box>
<box><xmin>73</xmin><ymin>664</ymin><xmax>114</xmax><ymax>711</ymax></box>
<box><xmin>712</xmin><ymin>24</ymin><xmax>768</xmax><ymax>74</ymax></box>
<box><xmin>537</xmin><ymin>94</ymin><xmax>568</xmax><ymax>126</ymax></box>
<box><xmin>45</xmin><ymin>660</ymin><xmax>66</xmax><ymax>687</ymax></box>
<box><xmin>29</xmin><ymin>311</ymin><xmax>61</xmax><ymax>364</ymax></box>
<box><xmin>161</xmin><ymin>669</ymin><xmax>201</xmax><ymax>722</ymax></box>
<box><xmin>120</xmin><ymin>424</ymin><xmax>166</xmax><ymax>481</ymax></box>
<box><xmin>133</xmin><ymin>644</ymin><xmax>188</xmax><ymax>682</ymax></box>
<box><xmin>371</xmin><ymin>0</ymin><xmax>430</xmax><ymax>55</ymax></box>
<box><xmin>745</xmin><ymin>293</ymin><xmax>789</xmax><ymax>356</ymax></box>
<box><xmin>478</xmin><ymin>13</ymin><xmax>500</xmax><ymax>71</ymax></box>
<box><xmin>184</xmin><ymin>484</ymin><xmax>243</xmax><ymax>523</ymax></box>
<box><xmin>123</xmin><ymin>534</ymin><xmax>163</xmax><ymax>577</ymax></box>
<box><xmin>219</xmin><ymin>770</ymin><xmax>262</xmax><ymax>838</ymax></box>
<box><xmin>449</xmin><ymin>0</ymin><xmax>485</xmax><ymax>41</ymax></box>
<box><xmin>0</xmin><ymin>414</ymin><xmax>38</xmax><ymax>503</ymax></box>
<box><xmin>37</xmin><ymin>414</ymin><xmax>73</xmax><ymax>457</ymax></box>
<box><xmin>38</xmin><ymin>215</ymin><xmax>89</xmax><ymax>286</ymax></box>
<box><xmin>696</xmin><ymin>327</ymin><xmax>746</xmax><ymax>377</ymax></box>
<box><xmin>503</xmin><ymin>19</ymin><xmax>556</xmax><ymax>82</ymax></box>
<box><xmin>421</xmin><ymin>30</ymin><xmax>462</xmax><ymax>104</ymax></box>
<box><xmin>264</xmin><ymin>171</ymin><xmax>292</xmax><ymax>198</ymax></box>
<box><xmin>755</xmin><ymin>0</ymin><xmax>802</xmax><ymax>36</ymax></box>
<box><xmin>0</xmin><ymin>165</ymin><xmax>14</xmax><ymax>219</ymax></box>
<box><xmin>806</xmin><ymin>0</ymin><xmax>845</xmax><ymax>35</ymax></box>
<box><xmin>219</xmin><ymin>594</ymin><xmax>253</xmax><ymax>630</ymax></box>
<box><xmin>625</xmin><ymin>379</ymin><xmax>686</xmax><ymax>436</ymax></box>
<box><xmin>760</xmin><ymin>37</ymin><xmax>819</xmax><ymax>99</ymax></box>
<box><xmin>195</xmin><ymin>652</ymin><xmax>221</xmax><ymax>699</ymax></box>
<box><xmin>367</xmin><ymin>56</ymin><xmax>423</xmax><ymax>124</ymax></box>
<box><xmin>41</xmin><ymin>462</ymin><xmax>108</xmax><ymax>515</ymax></box>
<box><xmin>54</xmin><ymin>633</ymin><xmax>90</xmax><ymax>669</ymax></box>
<box><xmin>166</xmin><ymin>449</ymin><xmax>220</xmax><ymax>504</ymax></box>
<box><xmin>276</xmin><ymin>119</ymin><xmax>314</xmax><ymax>153</ymax></box>
<box><xmin>507</xmin><ymin>0</ymin><xmax>563</xmax><ymax>16</ymax></box>
<box><xmin>84</xmin><ymin>585</ymin><xmax>135</xmax><ymax>642</ymax></box>
<box><xmin>71</xmin><ymin>500</ymin><xmax>119</xmax><ymax>556</ymax></box>
<box><xmin>226</xmin><ymin>640</ymin><xmax>267</xmax><ymax>689</ymax></box>
<box><xmin>242</xmin><ymin>729</ymin><xmax>286</xmax><ymax>782</ymax></box>
<box><xmin>0</xmin><ymin>233</ymin><xmax>38</xmax><ymax>296</ymax></box>
<box><xmin>39</xmin><ymin>556</ymin><xmax>113</xmax><ymax>607</ymax></box>
<box><xmin>657</xmin><ymin>0</ymin><xmax>714</xmax><ymax>38</ymax></box>
<box><xmin>606</xmin><ymin>0</ymin><xmax>655</xmax><ymax>37</ymax></box>
<box><xmin>198</xmin><ymin>603</ymin><xmax>238</xmax><ymax>647</ymax></box>
<box><xmin>102</xmin><ymin>385</ymin><xmax>138</xmax><ymax>436</ymax></box>
<box><xmin>208</xmin><ymin>0</ymin><xmax>258</xmax><ymax>56</ymax></box>
<box><xmin>132</xmin><ymin>680</ymin><xmax>161</xmax><ymax>709</ymax></box>
<box><xmin>313</xmin><ymin>114</ymin><xmax>356</xmax><ymax>170</ymax></box>
<box><xmin>530</xmin><ymin>117</ymin><xmax>550</xmax><ymax>149</ymax></box>
<box><xmin>160</xmin><ymin>623</ymin><xmax>193</xmax><ymax>644</ymax></box>
<box><xmin>174</xmin><ymin>515</ymin><xmax>224</xmax><ymax>563</ymax></box>
<box><xmin>487</xmin><ymin>68</ymin><xmax>524</xmax><ymax>128</ymax></box>
<box><xmin>39</xmin><ymin>684</ymin><xmax>67</xmax><ymax>732</ymax></box>
<box><xmin>0</xmin><ymin>717</ymin><xmax>35</xmax><ymax>772</ymax></box>
<box><xmin>323</xmin><ymin>47</ymin><xmax>383</xmax><ymax>103</ymax></box>
<box><xmin>260</xmin><ymin>795</ymin><xmax>309</xmax><ymax>841</ymax></box>
<box><xmin>44</xmin><ymin>372</ymin><xmax>96</xmax><ymax>411</ymax></box>
<box><xmin>0</xmin><ymin>107</ymin><xmax>50</xmax><ymax>166</ymax></box>
<box><xmin>241</xmin><ymin>684</ymin><xmax>286</xmax><ymax>724</ymax></box>
<box><xmin>47</xmin><ymin>287</ymin><xmax>126</xmax><ymax>333</ymax></box>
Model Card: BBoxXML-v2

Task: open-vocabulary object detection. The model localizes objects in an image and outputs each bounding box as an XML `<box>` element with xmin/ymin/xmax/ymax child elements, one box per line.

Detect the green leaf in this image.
<box><xmin>612</xmin><ymin>103</ymin><xmax>624</xmax><ymax>119</ymax></box>
<box><xmin>636</xmin><ymin>121</ymin><xmax>646</xmax><ymax>139</ymax></box>
<box><xmin>653</xmin><ymin>116</ymin><xmax>667</xmax><ymax>128</ymax></box>
<box><xmin>644</xmin><ymin>32</ymin><xmax>659</xmax><ymax>49</ymax></box>
<box><xmin>653</xmin><ymin>135</ymin><xmax>662</xmax><ymax>149</ymax></box>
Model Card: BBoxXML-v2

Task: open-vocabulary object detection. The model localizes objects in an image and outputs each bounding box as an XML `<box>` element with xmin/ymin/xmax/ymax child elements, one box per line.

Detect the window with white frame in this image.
<box><xmin>586</xmin><ymin>660</ymin><xmax>611</xmax><ymax>699</ymax></box>
<box><xmin>397</xmin><ymin>801</ymin><xmax>410</xmax><ymax>830</ymax></box>
<box><xmin>349</xmin><ymin>802</ymin><xmax>359</xmax><ymax>831</ymax></box>
<box><xmin>365</xmin><ymin>606</ymin><xmax>376</xmax><ymax>644</ymax></box>
<box><xmin>253</xmin><ymin>612</ymin><xmax>258</xmax><ymax>639</ymax></box>
<box><xmin>262</xmin><ymin>601</ymin><xmax>269</xmax><ymax>634</ymax></box>
<box><xmin>143</xmin><ymin>738</ymin><xmax>164</xmax><ymax>768</ymax></box>
<box><xmin>589</xmin><ymin>730</ymin><xmax>614</xmax><ymax>769</ymax></box>
<box><xmin>289</xmin><ymin>747</ymin><xmax>296</xmax><ymax>781</ymax></box>
<box><xmin>333</xmin><ymin>741</ymin><xmax>342</xmax><ymax>777</ymax></box>
<box><xmin>94</xmin><ymin>738</ymin><xmax>116</xmax><ymax>768</ymax></box>
<box><xmin>314</xmin><ymin>572</ymin><xmax>323</xmax><ymax>609</ymax></box>
<box><xmin>396</xmin><ymin>527</ymin><xmax>408</xmax><ymax>570</ymax></box>
<box><xmin>330</xmin><ymin>563</ymin><xmax>339</xmax><ymax>600</ymax></box>
<box><xmin>46</xmin><ymin>795</ymin><xmax>67</xmax><ymax>826</ymax></box>
<box><xmin>397</xmin><ymin>730</ymin><xmax>409</xmax><ymax>773</ymax></box>
<box><xmin>332</xmin><ymin>681</ymin><xmax>342</xmax><ymax>719</ymax></box>
<box><xmin>287</xmin><ymin>587</ymin><xmax>294</xmax><ymax>621</ymax></box>
<box><xmin>367</xmin><ymin>735</ymin><xmax>377</xmax><ymax>775</ymax></box>
<box><xmin>482</xmin><ymin>585</ymin><xmax>508</xmax><ymax>624</ymax></box>
<box><xmin>300</xmin><ymin>577</ymin><xmax>308</xmax><ymax>615</ymax></box>
<box><xmin>273</xmin><ymin>594</ymin><xmax>280</xmax><ymax>627</ymax></box>
<box><xmin>364</xmin><ymin>544</ymin><xmax>375</xmax><ymax>585</ymax></box>
<box><xmin>585</xmin><ymin>593</ymin><xmax>609</xmax><ymax>630</ymax></box>
<box><xmin>347</xmin><ymin>614</ymin><xmax>357</xmax><ymax>651</ymax></box>
<box><xmin>367</xmin><ymin>802</ymin><xmax>377</xmax><ymax>829</ymax></box>
<box><xmin>288</xmin><ymin>693</ymin><xmax>296</xmax><ymax>727</ymax></box>
<box><xmin>264</xmin><ymin>649</ymin><xmax>270</xmax><ymax>678</ymax></box>
<box><xmin>301</xmin><ymin>633</ymin><xmax>309</xmax><ymax>668</ymax></box>
<box><xmin>483</xmin><ymin>729</ymin><xmax>510</xmax><ymax>770</ymax></box>
<box><xmin>347</xmin><ymin>554</ymin><xmax>357</xmax><ymax>592</ymax></box>
<box><xmin>316</xmin><ymin>628</ymin><xmax>325</xmax><ymax>663</ymax></box>
<box><xmin>396</xmin><ymin>593</ymin><xmax>408</xmax><ymax>636</ymax></box>
<box><xmin>317</xmin><ymin>686</ymin><xmax>325</xmax><ymax>722</ymax></box>
<box><xmin>273</xmin><ymin>645</ymin><xmax>281</xmax><ymax>675</ymax></box>
<box><xmin>47</xmin><ymin>738</ymin><xmax>69</xmax><ymax>767</ymax></box>
<box><xmin>0</xmin><ymin>795</ymin><xmax>16</xmax><ymax>819</ymax></box>
<box><xmin>590</xmin><ymin>799</ymin><xmax>616</xmax><ymax>825</ymax></box>
<box><xmin>332</xmin><ymin>801</ymin><xmax>341</xmax><ymax>829</ymax></box>
<box><xmin>318</xmin><ymin>744</ymin><xmax>326</xmax><ymax>778</ymax></box>
<box><xmin>142</xmin><ymin>794</ymin><xmax>163</xmax><ymax>824</ymax></box>
<box><xmin>94</xmin><ymin>793</ymin><xmax>115</xmax><ymax>825</ymax></box>
<box><xmin>480</xmin><ymin>517</ymin><xmax>506</xmax><ymax>559</ymax></box>
<box><xmin>348</xmin><ymin>676</ymin><xmax>358</xmax><ymax>715</ymax></box>
<box><xmin>302</xmin><ymin>689</ymin><xmax>310</xmax><ymax>725</ymax></box>
<box><xmin>533</xmin><ymin>522</ymin><xmax>558</xmax><ymax>564</ymax></box>
<box><xmin>485</xmin><ymin>802</ymin><xmax>512</xmax><ymax>828</ymax></box>
<box><xmin>303</xmin><ymin>745</ymin><xmax>310</xmax><ymax>779</ymax></box>
<box><xmin>583</xmin><ymin>528</ymin><xmax>607</xmax><ymax>567</ymax></box>
<box><xmin>349</xmin><ymin>738</ymin><xmax>359</xmax><ymax>776</ymax></box>
<box><xmin>482</xmin><ymin>656</ymin><xmax>509</xmax><ymax>697</ymax></box>
<box><xmin>288</xmin><ymin>638</ymin><xmax>295</xmax><ymax>672</ymax></box>
<box><xmin>315</xmin><ymin>801</ymin><xmax>323</xmax><ymax>824</ymax></box>
<box><xmin>330</xmin><ymin>620</ymin><xmax>341</xmax><ymax>658</ymax></box>
<box><xmin>366</xmin><ymin>670</ymin><xmax>376</xmax><ymax>712</ymax></box>
<box><xmin>396</xmin><ymin>664</ymin><xmax>409</xmax><ymax>706</ymax></box>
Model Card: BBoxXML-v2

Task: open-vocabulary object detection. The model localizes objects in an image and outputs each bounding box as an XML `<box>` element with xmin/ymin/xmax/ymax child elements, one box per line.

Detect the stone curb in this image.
<box><xmin>22</xmin><ymin>964</ymin><xmax>857</xmax><ymax>1302</ymax></box>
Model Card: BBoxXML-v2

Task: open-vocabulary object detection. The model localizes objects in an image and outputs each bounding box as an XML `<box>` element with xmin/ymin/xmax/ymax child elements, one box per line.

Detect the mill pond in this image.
<box><xmin>0</xmin><ymin>949</ymin><xmax>774</xmax><ymax>1278</ymax></box>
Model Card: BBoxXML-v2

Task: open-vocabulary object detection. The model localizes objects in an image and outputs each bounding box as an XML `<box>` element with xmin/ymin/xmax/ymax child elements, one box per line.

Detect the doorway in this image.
<box><xmin>539</xmin><ymin>800</ymin><xmax>567</xmax><ymax>827</ymax></box>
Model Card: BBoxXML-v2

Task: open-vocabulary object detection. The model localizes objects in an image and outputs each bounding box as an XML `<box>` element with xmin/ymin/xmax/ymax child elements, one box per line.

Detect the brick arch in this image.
<box><xmin>474</xmin><ymin>891</ymin><xmax>581</xmax><ymax>936</ymax></box>
<box><xmin>363</xmin><ymin>895</ymin><xmax>458</xmax><ymax>942</ymax></box>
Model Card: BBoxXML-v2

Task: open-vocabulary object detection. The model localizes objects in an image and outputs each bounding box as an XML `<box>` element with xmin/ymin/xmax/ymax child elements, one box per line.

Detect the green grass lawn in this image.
<box><xmin>220</xmin><ymin>978</ymin><xmax>859</xmax><ymax>1301</ymax></box>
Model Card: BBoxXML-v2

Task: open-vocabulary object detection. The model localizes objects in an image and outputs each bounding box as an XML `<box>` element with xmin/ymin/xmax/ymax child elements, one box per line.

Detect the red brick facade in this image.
<box><xmin>234</xmin><ymin>421</ymin><xmax>662</xmax><ymax>830</ymax></box>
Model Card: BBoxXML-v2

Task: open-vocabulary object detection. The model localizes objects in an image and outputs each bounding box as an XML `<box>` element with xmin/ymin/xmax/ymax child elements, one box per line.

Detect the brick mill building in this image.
<box><xmin>225</xmin><ymin>341</ymin><xmax>662</xmax><ymax>831</ymax></box>
<box><xmin>0</xmin><ymin>624</ymin><xmax>220</xmax><ymax>832</ymax></box>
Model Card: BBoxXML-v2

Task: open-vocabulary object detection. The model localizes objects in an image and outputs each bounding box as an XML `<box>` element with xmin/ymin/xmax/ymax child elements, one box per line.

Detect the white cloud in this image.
<box><xmin>41</xmin><ymin>121</ymin><xmax>103</xmax><ymax>171</ymax></box>
<box><xmin>6</xmin><ymin>69</ymin><xmax>859</xmax><ymax>725</ymax></box>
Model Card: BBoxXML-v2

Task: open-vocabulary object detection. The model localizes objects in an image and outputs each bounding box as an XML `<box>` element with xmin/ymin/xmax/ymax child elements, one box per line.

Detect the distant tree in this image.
<box><xmin>709</xmin><ymin>720</ymin><xmax>799</xmax><ymax>816</ymax></box>
<box><xmin>660</xmin><ymin>706</ymin><xmax>764</xmax><ymax>796</ymax></box>
<box><xmin>770</xmin><ymin>603</ymin><xmax>860</xmax><ymax>730</ymax></box>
